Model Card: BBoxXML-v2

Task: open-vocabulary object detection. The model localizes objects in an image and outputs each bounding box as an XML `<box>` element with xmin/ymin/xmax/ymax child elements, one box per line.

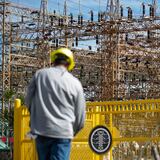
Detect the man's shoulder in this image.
<box><xmin>33</xmin><ymin>68</ymin><xmax>50</xmax><ymax>78</ymax></box>
<box><xmin>36</xmin><ymin>68</ymin><xmax>50</xmax><ymax>74</ymax></box>
<box><xmin>67</xmin><ymin>73</ymin><xmax>82</xmax><ymax>88</ymax></box>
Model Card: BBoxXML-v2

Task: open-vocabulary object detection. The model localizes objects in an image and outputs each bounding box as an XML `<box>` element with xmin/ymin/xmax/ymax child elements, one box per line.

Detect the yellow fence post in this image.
<box><xmin>92</xmin><ymin>106</ymin><xmax>101</xmax><ymax>160</ymax></box>
<box><xmin>109</xmin><ymin>112</ymin><xmax>113</xmax><ymax>160</ymax></box>
<box><xmin>14</xmin><ymin>99</ymin><xmax>21</xmax><ymax>160</ymax></box>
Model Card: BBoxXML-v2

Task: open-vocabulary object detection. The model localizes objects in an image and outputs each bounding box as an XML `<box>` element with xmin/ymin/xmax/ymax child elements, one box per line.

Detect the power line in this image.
<box><xmin>49</xmin><ymin>0</ymin><xmax>106</xmax><ymax>16</ymax></box>
<box><xmin>49</xmin><ymin>0</ymin><xmax>92</xmax><ymax>15</ymax></box>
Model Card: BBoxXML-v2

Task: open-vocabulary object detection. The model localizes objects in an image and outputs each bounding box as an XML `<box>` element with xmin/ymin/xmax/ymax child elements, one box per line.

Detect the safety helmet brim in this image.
<box><xmin>51</xmin><ymin>48</ymin><xmax>75</xmax><ymax>71</ymax></box>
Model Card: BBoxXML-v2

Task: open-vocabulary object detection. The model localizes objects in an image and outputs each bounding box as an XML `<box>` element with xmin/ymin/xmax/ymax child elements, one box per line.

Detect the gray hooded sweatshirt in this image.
<box><xmin>25</xmin><ymin>66</ymin><xmax>86</xmax><ymax>139</ymax></box>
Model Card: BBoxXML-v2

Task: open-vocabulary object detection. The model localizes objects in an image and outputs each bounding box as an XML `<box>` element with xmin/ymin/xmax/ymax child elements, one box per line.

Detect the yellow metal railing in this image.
<box><xmin>14</xmin><ymin>99</ymin><xmax>160</xmax><ymax>160</ymax></box>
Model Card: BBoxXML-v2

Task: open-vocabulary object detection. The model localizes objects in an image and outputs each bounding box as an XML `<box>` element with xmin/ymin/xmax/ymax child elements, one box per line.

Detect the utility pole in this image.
<box><xmin>1</xmin><ymin>0</ymin><xmax>6</xmax><ymax>136</ymax></box>
<box><xmin>40</xmin><ymin>0</ymin><xmax>48</xmax><ymax>37</ymax></box>
<box><xmin>37</xmin><ymin>0</ymin><xmax>49</xmax><ymax>67</ymax></box>
<box><xmin>106</xmin><ymin>0</ymin><xmax>119</xmax><ymax>20</ymax></box>
<box><xmin>100</xmin><ymin>0</ymin><xmax>120</xmax><ymax>100</ymax></box>
<box><xmin>64</xmin><ymin>0</ymin><xmax>68</xmax><ymax>47</ymax></box>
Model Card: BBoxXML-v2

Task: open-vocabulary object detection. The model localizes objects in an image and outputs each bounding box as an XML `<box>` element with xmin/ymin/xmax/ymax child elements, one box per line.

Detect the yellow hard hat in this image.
<box><xmin>50</xmin><ymin>48</ymin><xmax>75</xmax><ymax>71</ymax></box>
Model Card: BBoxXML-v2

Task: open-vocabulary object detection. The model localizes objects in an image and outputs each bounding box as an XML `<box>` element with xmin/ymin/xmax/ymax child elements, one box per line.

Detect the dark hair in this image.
<box><xmin>54</xmin><ymin>54</ymin><xmax>69</xmax><ymax>66</ymax></box>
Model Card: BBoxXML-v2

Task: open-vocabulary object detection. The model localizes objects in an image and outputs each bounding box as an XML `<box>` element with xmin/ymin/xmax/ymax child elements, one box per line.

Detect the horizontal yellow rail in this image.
<box><xmin>113</xmin><ymin>137</ymin><xmax>160</xmax><ymax>142</ymax></box>
<box><xmin>86</xmin><ymin>99</ymin><xmax>160</xmax><ymax>113</ymax></box>
<box><xmin>87</xmin><ymin>99</ymin><xmax>160</xmax><ymax>106</ymax></box>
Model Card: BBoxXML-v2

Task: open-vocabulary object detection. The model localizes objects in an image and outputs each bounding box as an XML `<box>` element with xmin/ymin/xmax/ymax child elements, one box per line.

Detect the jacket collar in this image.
<box><xmin>54</xmin><ymin>65</ymin><xmax>67</xmax><ymax>72</ymax></box>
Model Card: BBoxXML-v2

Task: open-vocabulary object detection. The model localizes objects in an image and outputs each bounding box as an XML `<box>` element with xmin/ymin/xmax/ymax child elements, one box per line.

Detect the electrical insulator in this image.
<box><xmin>96</xmin><ymin>72</ymin><xmax>98</xmax><ymax>79</ymax></box>
<box><xmin>142</xmin><ymin>3</ymin><xmax>145</xmax><ymax>17</ymax></box>
<box><xmin>21</xmin><ymin>16</ymin><xmax>24</xmax><ymax>23</ymax></box>
<box><xmin>149</xmin><ymin>6</ymin><xmax>152</xmax><ymax>16</ymax></box>
<box><xmin>133</xmin><ymin>74</ymin><xmax>135</xmax><ymax>81</ymax></box>
<box><xmin>152</xmin><ymin>146</ymin><xmax>160</xmax><ymax>160</ymax></box>
<box><xmin>128</xmin><ymin>8</ymin><xmax>132</xmax><ymax>20</ymax></box>
<box><xmin>148</xmin><ymin>30</ymin><xmax>150</xmax><ymax>39</ymax></box>
<box><xmin>54</xmin><ymin>10</ymin><xmax>56</xmax><ymax>14</ymax></box>
<box><xmin>56</xmin><ymin>39</ymin><xmax>58</xmax><ymax>47</ymax></box>
<box><xmin>81</xmin><ymin>15</ymin><xmax>83</xmax><ymax>25</ymax></box>
<box><xmin>78</xmin><ymin>15</ymin><xmax>81</xmax><ymax>25</ymax></box>
<box><xmin>61</xmin><ymin>18</ymin><xmax>63</xmax><ymax>26</ymax></box>
<box><xmin>96</xmin><ymin>35</ymin><xmax>99</xmax><ymax>44</ymax></box>
<box><xmin>76</xmin><ymin>37</ymin><xmax>78</xmax><ymax>46</ymax></box>
<box><xmin>89</xmin><ymin>46</ymin><xmax>92</xmax><ymax>50</ymax></box>
<box><xmin>152</xmin><ymin>7</ymin><xmax>154</xmax><ymax>17</ymax></box>
<box><xmin>125</xmin><ymin>34</ymin><xmax>128</xmax><ymax>42</ymax></box>
<box><xmin>80</xmin><ymin>65</ymin><xmax>83</xmax><ymax>79</ymax></box>
<box><xmin>142</xmin><ymin>75</ymin><xmax>145</xmax><ymax>82</ymax></box>
<box><xmin>136</xmin><ymin>63</ymin><xmax>138</xmax><ymax>68</ymax></box>
<box><xmin>149</xmin><ymin>6</ymin><xmax>154</xmax><ymax>17</ymax></box>
<box><xmin>120</xmin><ymin>6</ymin><xmax>123</xmax><ymax>17</ymax></box>
<box><xmin>98</xmin><ymin>12</ymin><xmax>100</xmax><ymax>22</ymax></box>
<box><xmin>130</xmin><ymin>9</ymin><xmax>133</xmax><ymax>19</ymax></box>
<box><xmin>58</xmin><ymin>18</ymin><xmax>61</xmax><ymax>26</ymax></box>
<box><xmin>88</xmin><ymin>72</ymin><xmax>91</xmax><ymax>79</ymax></box>
<box><xmin>124</xmin><ymin>73</ymin><xmax>127</xmax><ymax>80</ymax></box>
<box><xmin>91</xmin><ymin>10</ymin><xmax>93</xmax><ymax>22</ymax></box>
<box><xmin>70</xmin><ymin>13</ymin><xmax>73</xmax><ymax>24</ymax></box>
<box><xmin>100</xmin><ymin>12</ymin><xmax>103</xmax><ymax>21</ymax></box>
<box><xmin>50</xmin><ymin>16</ymin><xmax>53</xmax><ymax>26</ymax></box>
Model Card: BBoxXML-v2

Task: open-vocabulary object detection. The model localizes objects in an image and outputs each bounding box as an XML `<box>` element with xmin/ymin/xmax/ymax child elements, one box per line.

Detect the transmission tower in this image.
<box><xmin>100</xmin><ymin>0</ymin><xmax>120</xmax><ymax>100</ymax></box>
<box><xmin>0</xmin><ymin>0</ymin><xmax>11</xmax><ymax>112</ymax></box>
<box><xmin>106</xmin><ymin>0</ymin><xmax>120</xmax><ymax>20</ymax></box>
<box><xmin>152</xmin><ymin>0</ymin><xmax>157</xmax><ymax>15</ymax></box>
<box><xmin>37</xmin><ymin>0</ymin><xmax>50</xmax><ymax>67</ymax></box>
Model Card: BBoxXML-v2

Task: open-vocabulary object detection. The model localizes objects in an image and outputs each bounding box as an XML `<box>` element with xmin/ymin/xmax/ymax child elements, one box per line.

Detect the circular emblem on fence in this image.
<box><xmin>89</xmin><ymin>126</ymin><xmax>112</xmax><ymax>154</ymax></box>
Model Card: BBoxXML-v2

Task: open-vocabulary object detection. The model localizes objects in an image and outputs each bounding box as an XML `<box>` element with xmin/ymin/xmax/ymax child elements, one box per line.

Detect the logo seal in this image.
<box><xmin>89</xmin><ymin>126</ymin><xmax>112</xmax><ymax>154</ymax></box>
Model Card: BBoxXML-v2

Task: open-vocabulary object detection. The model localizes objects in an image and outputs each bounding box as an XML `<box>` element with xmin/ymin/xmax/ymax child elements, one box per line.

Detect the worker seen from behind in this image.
<box><xmin>25</xmin><ymin>48</ymin><xmax>86</xmax><ymax>160</ymax></box>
